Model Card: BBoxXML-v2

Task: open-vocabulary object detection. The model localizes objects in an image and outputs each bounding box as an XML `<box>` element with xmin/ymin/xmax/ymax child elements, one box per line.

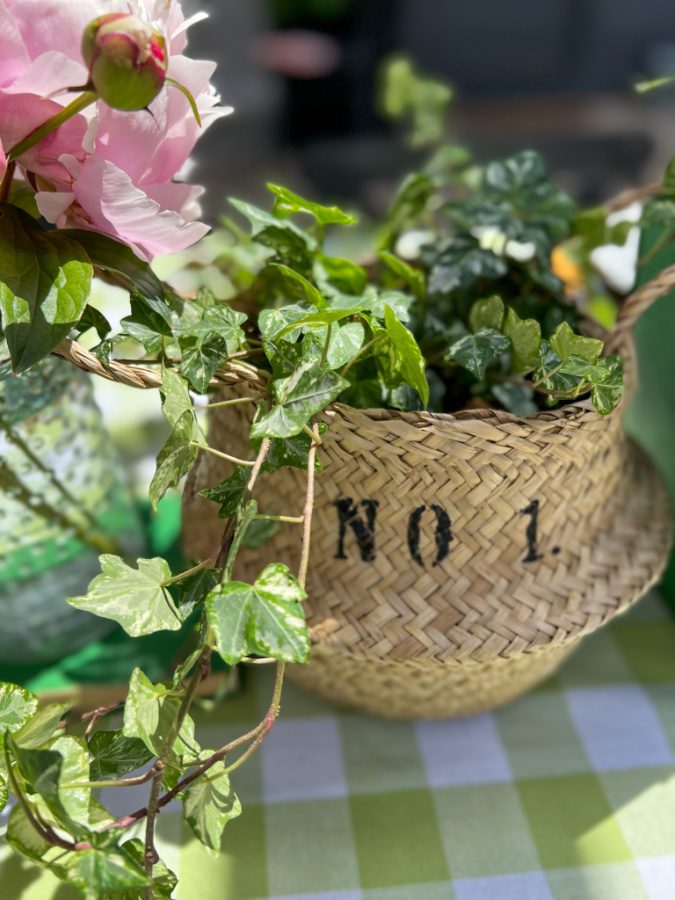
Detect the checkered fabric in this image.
<box><xmin>3</xmin><ymin>592</ymin><xmax>675</xmax><ymax>900</ymax></box>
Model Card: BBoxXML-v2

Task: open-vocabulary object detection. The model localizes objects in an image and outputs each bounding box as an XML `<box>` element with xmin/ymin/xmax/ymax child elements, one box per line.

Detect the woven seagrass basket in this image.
<box><xmin>183</xmin><ymin>264</ymin><xmax>675</xmax><ymax>719</ymax></box>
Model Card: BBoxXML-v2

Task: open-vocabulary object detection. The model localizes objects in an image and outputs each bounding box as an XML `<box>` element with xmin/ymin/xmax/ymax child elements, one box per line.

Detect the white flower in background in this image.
<box><xmin>471</xmin><ymin>225</ymin><xmax>537</xmax><ymax>263</ymax></box>
<box><xmin>590</xmin><ymin>202</ymin><xmax>641</xmax><ymax>295</ymax></box>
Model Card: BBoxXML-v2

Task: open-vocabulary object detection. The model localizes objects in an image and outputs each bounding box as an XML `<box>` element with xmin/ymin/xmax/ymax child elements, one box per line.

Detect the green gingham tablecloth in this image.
<box><xmin>3</xmin><ymin>591</ymin><xmax>675</xmax><ymax>900</ymax></box>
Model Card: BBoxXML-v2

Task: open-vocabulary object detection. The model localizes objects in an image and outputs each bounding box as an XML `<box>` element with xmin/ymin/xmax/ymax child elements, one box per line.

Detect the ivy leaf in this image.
<box><xmin>6</xmin><ymin>804</ymin><xmax>71</xmax><ymax>872</ymax></box>
<box><xmin>275</xmin><ymin>305</ymin><xmax>363</xmax><ymax>339</ymax></box>
<box><xmin>0</xmin><ymin>683</ymin><xmax>38</xmax><ymax>734</ymax></box>
<box><xmin>558</xmin><ymin>356</ymin><xmax>612</xmax><ymax>382</ymax></box>
<box><xmin>382</xmin><ymin>305</ymin><xmax>429</xmax><ymax>406</ymax></box>
<box><xmin>179</xmin><ymin>335</ymin><xmax>229</xmax><ymax>394</ymax></box>
<box><xmin>119</xmin><ymin>840</ymin><xmax>178</xmax><ymax>899</ymax></box>
<box><xmin>380</xmin><ymin>172</ymin><xmax>435</xmax><ymax>249</ymax></box>
<box><xmin>243</xmin><ymin>515</ymin><xmax>280</xmax><ymax>550</ymax></box>
<box><xmin>177</xmin><ymin>568</ymin><xmax>219</xmax><ymax>619</ymax></box>
<box><xmin>503</xmin><ymin>307</ymin><xmax>541</xmax><ymax>374</ymax></box>
<box><xmin>89</xmin><ymin>731</ymin><xmax>154</xmax><ymax>782</ymax></box>
<box><xmin>447</xmin><ymin>328</ymin><xmax>511</xmax><ymax>379</ymax></box>
<box><xmin>230</xmin><ymin>198</ymin><xmax>316</xmax><ymax>271</ymax></box>
<box><xmin>77</xmin><ymin>305</ymin><xmax>111</xmax><ymax>341</ymax></box>
<box><xmin>259</xmin><ymin>304</ymin><xmax>310</xmax><ymax>342</ymax></box>
<box><xmin>591</xmin><ymin>356</ymin><xmax>624</xmax><ymax>415</ymax></box>
<box><xmin>379</xmin><ymin>250</ymin><xmax>426</xmax><ymax>300</ymax></box>
<box><xmin>149</xmin><ymin>410</ymin><xmax>200</xmax><ymax>509</ymax></box>
<box><xmin>315</xmin><ymin>255</ymin><xmax>367</xmax><ymax>294</ymax></box>
<box><xmin>550</xmin><ymin>321</ymin><xmax>603</xmax><ymax>362</ymax></box>
<box><xmin>257</xmin><ymin>428</ymin><xmax>327</xmax><ymax>473</ymax></box>
<box><xmin>269</xmin><ymin>263</ymin><xmax>326</xmax><ymax>307</ymax></box>
<box><xmin>183</xmin><ymin>760</ymin><xmax>242</xmax><ymax>852</ymax></box>
<box><xmin>491</xmin><ymin>383</ymin><xmax>538</xmax><ymax>416</ymax></box>
<box><xmin>0</xmin><ymin>775</ymin><xmax>7</xmax><ymax>812</ymax></box>
<box><xmin>0</xmin><ymin>204</ymin><xmax>93</xmax><ymax>372</ymax></box>
<box><xmin>177</xmin><ymin>291</ymin><xmax>247</xmax><ymax>348</ymax></box>
<box><xmin>206</xmin><ymin>564</ymin><xmax>310</xmax><ymax>665</ymax></box>
<box><xmin>123</xmin><ymin>669</ymin><xmax>197</xmax><ymax>765</ymax></box>
<box><xmin>159</xmin><ymin>368</ymin><xmax>194</xmax><ymax>429</ymax></box>
<box><xmin>533</xmin><ymin>341</ymin><xmax>579</xmax><ymax>394</ymax></box>
<box><xmin>13</xmin><ymin>702</ymin><xmax>70</xmax><ymax>749</ymax></box>
<box><xmin>65</xmin><ymin>849</ymin><xmax>150</xmax><ymax>894</ymax></box>
<box><xmin>251</xmin><ymin>361</ymin><xmax>347</xmax><ymax>440</ymax></box>
<box><xmin>68</xmin><ymin>556</ymin><xmax>182</xmax><ymax>637</ymax></box>
<box><xmin>200</xmin><ymin>465</ymin><xmax>249</xmax><ymax>518</ymax></box>
<box><xmin>120</xmin><ymin>293</ymin><xmax>172</xmax><ymax>353</ymax></box>
<box><xmin>427</xmin><ymin>235</ymin><xmax>508</xmax><ymax>295</ymax></box>
<box><xmin>267</xmin><ymin>183</ymin><xmax>356</xmax><ymax>225</ymax></box>
<box><xmin>323</xmin><ymin>321</ymin><xmax>365</xmax><ymax>369</ymax></box>
<box><xmin>469</xmin><ymin>295</ymin><xmax>504</xmax><ymax>333</ymax></box>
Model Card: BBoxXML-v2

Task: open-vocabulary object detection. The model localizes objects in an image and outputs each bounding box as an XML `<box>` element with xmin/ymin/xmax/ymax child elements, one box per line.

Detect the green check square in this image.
<box><xmin>495</xmin><ymin>692</ymin><xmax>589</xmax><ymax>778</ymax></box>
<box><xmin>601</xmin><ymin>767</ymin><xmax>675</xmax><ymax>858</ymax></box>
<box><xmin>179</xmin><ymin>805</ymin><xmax>267</xmax><ymax>900</ymax></box>
<box><xmin>350</xmin><ymin>789</ymin><xmax>450</xmax><ymax>889</ymax></box>
<box><xmin>363</xmin><ymin>885</ymin><xmax>456</xmax><ymax>899</ymax></box>
<box><xmin>611</xmin><ymin>620</ymin><xmax>675</xmax><ymax>683</ymax></box>
<box><xmin>433</xmin><ymin>783</ymin><xmax>540</xmax><ymax>878</ymax></box>
<box><xmin>546</xmin><ymin>862</ymin><xmax>648</xmax><ymax>900</ymax></box>
<box><xmin>339</xmin><ymin>714</ymin><xmax>427</xmax><ymax>794</ymax></box>
<box><xmin>517</xmin><ymin>775</ymin><xmax>632</xmax><ymax>869</ymax></box>
<box><xmin>645</xmin><ymin>684</ymin><xmax>675</xmax><ymax>754</ymax></box>
<box><xmin>557</xmin><ymin>630</ymin><xmax>632</xmax><ymax>687</ymax></box>
<box><xmin>266</xmin><ymin>798</ymin><xmax>359</xmax><ymax>896</ymax></box>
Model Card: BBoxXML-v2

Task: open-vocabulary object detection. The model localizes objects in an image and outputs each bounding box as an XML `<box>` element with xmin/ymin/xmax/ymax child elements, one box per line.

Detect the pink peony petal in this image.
<box><xmin>4</xmin><ymin>51</ymin><xmax>88</xmax><ymax>98</ymax></box>
<box><xmin>69</xmin><ymin>157</ymin><xmax>209</xmax><ymax>260</ymax></box>
<box><xmin>0</xmin><ymin>0</ymin><xmax>29</xmax><ymax>88</ymax></box>
<box><xmin>35</xmin><ymin>189</ymin><xmax>76</xmax><ymax>223</ymax></box>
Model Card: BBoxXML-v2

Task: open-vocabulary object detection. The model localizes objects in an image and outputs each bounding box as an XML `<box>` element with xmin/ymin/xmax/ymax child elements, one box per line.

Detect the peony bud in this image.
<box><xmin>82</xmin><ymin>13</ymin><xmax>168</xmax><ymax>112</ymax></box>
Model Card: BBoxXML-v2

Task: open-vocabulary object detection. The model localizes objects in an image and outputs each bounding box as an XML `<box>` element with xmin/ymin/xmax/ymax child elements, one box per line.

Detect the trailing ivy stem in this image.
<box><xmin>255</xmin><ymin>514</ymin><xmax>304</xmax><ymax>524</ymax></box>
<box><xmin>303</xmin><ymin>424</ymin><xmax>321</xmax><ymax>444</ymax></box>
<box><xmin>7</xmin><ymin>91</ymin><xmax>98</xmax><ymax>162</ymax></box>
<box><xmin>143</xmin><ymin>763</ymin><xmax>165</xmax><ymax>892</ymax></box>
<box><xmin>163</xmin><ymin>558</ymin><xmax>217</xmax><ymax>587</ymax></box>
<box><xmin>320</xmin><ymin>323</ymin><xmax>332</xmax><ymax>368</ymax></box>
<box><xmin>204</xmin><ymin>397</ymin><xmax>256</xmax><ymax>410</ymax></box>
<box><xmin>190</xmin><ymin>443</ymin><xmax>256</xmax><ymax>467</ymax></box>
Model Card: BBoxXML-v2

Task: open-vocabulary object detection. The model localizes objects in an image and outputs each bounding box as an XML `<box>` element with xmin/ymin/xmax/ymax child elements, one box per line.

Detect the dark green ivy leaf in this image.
<box><xmin>446</xmin><ymin>328</ymin><xmax>510</xmax><ymax>379</ymax></box>
<box><xmin>427</xmin><ymin>235</ymin><xmax>508</xmax><ymax>296</ymax></box>
<box><xmin>89</xmin><ymin>731</ymin><xmax>154</xmax><ymax>782</ymax></box>
<box><xmin>200</xmin><ymin>465</ymin><xmax>250</xmax><ymax>518</ymax></box>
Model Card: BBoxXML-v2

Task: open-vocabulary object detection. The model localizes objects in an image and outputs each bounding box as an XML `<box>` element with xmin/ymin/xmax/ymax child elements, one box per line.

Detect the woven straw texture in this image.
<box><xmin>183</xmin><ymin>269</ymin><xmax>675</xmax><ymax>719</ymax></box>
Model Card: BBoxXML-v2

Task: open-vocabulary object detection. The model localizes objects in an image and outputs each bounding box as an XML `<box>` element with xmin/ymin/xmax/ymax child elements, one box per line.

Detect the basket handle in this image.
<box><xmin>606</xmin><ymin>263</ymin><xmax>675</xmax><ymax>354</ymax></box>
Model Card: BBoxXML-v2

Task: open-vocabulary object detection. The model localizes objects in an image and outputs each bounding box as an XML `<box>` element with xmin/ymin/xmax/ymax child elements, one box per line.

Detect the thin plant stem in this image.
<box><xmin>162</xmin><ymin>558</ymin><xmax>216</xmax><ymax>587</ymax></box>
<box><xmin>204</xmin><ymin>397</ymin><xmax>256</xmax><ymax>410</ymax></box>
<box><xmin>8</xmin><ymin>92</ymin><xmax>98</xmax><ymax>162</ymax></box>
<box><xmin>190</xmin><ymin>443</ymin><xmax>256</xmax><ymax>467</ymax></box>
<box><xmin>255</xmin><ymin>514</ymin><xmax>304</xmax><ymax>524</ymax></box>
<box><xmin>0</xmin><ymin>160</ymin><xmax>16</xmax><ymax>202</ymax></box>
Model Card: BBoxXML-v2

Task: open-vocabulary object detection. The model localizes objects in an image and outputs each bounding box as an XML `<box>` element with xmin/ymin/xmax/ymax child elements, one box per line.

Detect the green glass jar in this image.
<box><xmin>0</xmin><ymin>346</ymin><xmax>144</xmax><ymax>664</ymax></box>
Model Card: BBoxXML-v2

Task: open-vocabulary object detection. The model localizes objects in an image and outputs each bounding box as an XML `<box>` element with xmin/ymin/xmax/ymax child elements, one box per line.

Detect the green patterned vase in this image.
<box><xmin>0</xmin><ymin>347</ymin><xmax>144</xmax><ymax>664</ymax></box>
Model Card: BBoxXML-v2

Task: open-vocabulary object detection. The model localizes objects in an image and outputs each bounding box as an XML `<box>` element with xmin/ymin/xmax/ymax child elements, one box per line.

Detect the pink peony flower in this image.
<box><xmin>0</xmin><ymin>0</ymin><xmax>229</xmax><ymax>260</ymax></box>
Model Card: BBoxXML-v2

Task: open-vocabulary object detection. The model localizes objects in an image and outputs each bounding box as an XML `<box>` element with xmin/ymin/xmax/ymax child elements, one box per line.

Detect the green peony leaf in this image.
<box><xmin>206</xmin><ymin>564</ymin><xmax>310</xmax><ymax>665</ymax></box>
<box><xmin>77</xmin><ymin>305</ymin><xmax>111</xmax><ymax>341</ymax></box>
<box><xmin>503</xmin><ymin>307</ymin><xmax>541</xmax><ymax>374</ymax></box>
<box><xmin>68</xmin><ymin>556</ymin><xmax>182</xmax><ymax>637</ymax></box>
<box><xmin>88</xmin><ymin>730</ymin><xmax>154</xmax><ymax>782</ymax></box>
<box><xmin>267</xmin><ymin>183</ymin><xmax>356</xmax><ymax>225</ymax></box>
<box><xmin>149</xmin><ymin>410</ymin><xmax>200</xmax><ymax>509</ymax></box>
<box><xmin>382</xmin><ymin>305</ymin><xmax>430</xmax><ymax>406</ymax></box>
<box><xmin>183</xmin><ymin>760</ymin><xmax>242</xmax><ymax>852</ymax></box>
<box><xmin>0</xmin><ymin>204</ymin><xmax>93</xmax><ymax>372</ymax></box>
<box><xmin>447</xmin><ymin>328</ymin><xmax>510</xmax><ymax>380</ymax></box>
<box><xmin>251</xmin><ymin>361</ymin><xmax>347</xmax><ymax>440</ymax></box>
<box><xmin>469</xmin><ymin>295</ymin><xmax>504</xmax><ymax>333</ymax></box>
<box><xmin>0</xmin><ymin>683</ymin><xmax>38</xmax><ymax>734</ymax></box>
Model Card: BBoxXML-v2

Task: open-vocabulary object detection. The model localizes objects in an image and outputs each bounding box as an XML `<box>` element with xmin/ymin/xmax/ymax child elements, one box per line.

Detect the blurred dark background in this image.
<box><xmin>183</xmin><ymin>0</ymin><xmax>675</xmax><ymax>219</ymax></box>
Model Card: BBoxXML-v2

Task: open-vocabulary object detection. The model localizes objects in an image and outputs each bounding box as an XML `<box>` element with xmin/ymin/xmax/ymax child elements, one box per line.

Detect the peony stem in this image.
<box><xmin>7</xmin><ymin>91</ymin><xmax>98</xmax><ymax>163</ymax></box>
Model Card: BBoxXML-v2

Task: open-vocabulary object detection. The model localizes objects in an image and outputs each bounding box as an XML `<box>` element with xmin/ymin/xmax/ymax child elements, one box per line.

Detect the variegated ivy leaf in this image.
<box><xmin>0</xmin><ymin>775</ymin><xmax>7</xmax><ymax>813</ymax></box>
<box><xmin>183</xmin><ymin>760</ymin><xmax>242</xmax><ymax>852</ymax></box>
<box><xmin>446</xmin><ymin>328</ymin><xmax>510</xmax><ymax>380</ymax></box>
<box><xmin>13</xmin><ymin>702</ymin><xmax>71</xmax><ymax>749</ymax></box>
<box><xmin>123</xmin><ymin>668</ymin><xmax>199</xmax><ymax>766</ymax></box>
<box><xmin>206</xmin><ymin>563</ymin><xmax>310</xmax><ymax>665</ymax></box>
<box><xmin>68</xmin><ymin>556</ymin><xmax>182</xmax><ymax>638</ymax></box>
<box><xmin>549</xmin><ymin>321</ymin><xmax>603</xmax><ymax>363</ymax></box>
<box><xmin>64</xmin><ymin>849</ymin><xmax>150</xmax><ymax>894</ymax></box>
<box><xmin>149</xmin><ymin>410</ymin><xmax>200</xmax><ymax>509</ymax></box>
<box><xmin>251</xmin><ymin>361</ymin><xmax>347</xmax><ymax>440</ymax></box>
<box><xmin>0</xmin><ymin>683</ymin><xmax>38</xmax><ymax>734</ymax></box>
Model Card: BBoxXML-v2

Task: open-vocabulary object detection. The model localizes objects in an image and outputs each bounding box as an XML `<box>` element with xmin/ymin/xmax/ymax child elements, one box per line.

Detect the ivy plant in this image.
<box><xmin>0</xmin><ymin>57</ymin><xmax>644</xmax><ymax>900</ymax></box>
